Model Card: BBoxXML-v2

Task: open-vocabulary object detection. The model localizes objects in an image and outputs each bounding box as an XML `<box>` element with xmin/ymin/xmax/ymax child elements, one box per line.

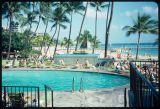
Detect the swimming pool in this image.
<box><xmin>2</xmin><ymin>70</ymin><xmax>129</xmax><ymax>91</ymax></box>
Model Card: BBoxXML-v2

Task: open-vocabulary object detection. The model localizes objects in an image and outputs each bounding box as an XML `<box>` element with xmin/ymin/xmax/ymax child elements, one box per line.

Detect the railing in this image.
<box><xmin>72</xmin><ymin>77</ymin><xmax>75</xmax><ymax>92</ymax></box>
<box><xmin>44</xmin><ymin>85</ymin><xmax>54</xmax><ymax>107</ymax></box>
<box><xmin>130</xmin><ymin>61</ymin><xmax>159</xmax><ymax>107</ymax></box>
<box><xmin>124</xmin><ymin>88</ymin><xmax>127</xmax><ymax>107</ymax></box>
<box><xmin>79</xmin><ymin>78</ymin><xmax>84</xmax><ymax>92</ymax></box>
<box><xmin>2</xmin><ymin>86</ymin><xmax>40</xmax><ymax>108</ymax></box>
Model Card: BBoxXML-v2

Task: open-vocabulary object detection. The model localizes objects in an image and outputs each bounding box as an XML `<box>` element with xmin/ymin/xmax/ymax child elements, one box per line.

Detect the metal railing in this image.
<box><xmin>129</xmin><ymin>61</ymin><xmax>159</xmax><ymax>107</ymax></box>
<box><xmin>72</xmin><ymin>77</ymin><xmax>75</xmax><ymax>92</ymax></box>
<box><xmin>2</xmin><ymin>86</ymin><xmax>40</xmax><ymax>108</ymax></box>
<box><xmin>124</xmin><ymin>88</ymin><xmax>127</xmax><ymax>107</ymax></box>
<box><xmin>44</xmin><ymin>85</ymin><xmax>54</xmax><ymax>107</ymax></box>
<box><xmin>79</xmin><ymin>78</ymin><xmax>84</xmax><ymax>92</ymax></box>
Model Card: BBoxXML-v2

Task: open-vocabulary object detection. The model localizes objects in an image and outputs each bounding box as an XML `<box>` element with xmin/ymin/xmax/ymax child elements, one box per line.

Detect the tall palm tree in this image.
<box><xmin>90</xmin><ymin>2</ymin><xmax>108</xmax><ymax>54</ymax></box>
<box><xmin>38</xmin><ymin>2</ymin><xmax>52</xmax><ymax>57</ymax></box>
<box><xmin>104</xmin><ymin>1</ymin><xmax>114</xmax><ymax>58</ymax></box>
<box><xmin>2</xmin><ymin>2</ymin><xmax>30</xmax><ymax>60</ymax></box>
<box><xmin>65</xmin><ymin>2</ymin><xmax>85</xmax><ymax>53</ymax></box>
<box><xmin>122</xmin><ymin>13</ymin><xmax>158</xmax><ymax>59</ymax></box>
<box><xmin>44</xmin><ymin>2</ymin><xmax>67</xmax><ymax>56</ymax></box>
<box><xmin>75</xmin><ymin>2</ymin><xmax>89</xmax><ymax>51</ymax></box>
<box><xmin>45</xmin><ymin>7</ymin><xmax>70</xmax><ymax>57</ymax></box>
<box><xmin>20</xmin><ymin>11</ymin><xmax>38</xmax><ymax>51</ymax></box>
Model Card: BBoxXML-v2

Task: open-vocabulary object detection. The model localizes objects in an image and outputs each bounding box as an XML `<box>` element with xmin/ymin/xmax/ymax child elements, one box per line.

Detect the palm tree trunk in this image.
<box><xmin>7</xmin><ymin>15</ymin><xmax>13</xmax><ymax>60</ymax></box>
<box><xmin>34</xmin><ymin>16</ymin><xmax>40</xmax><ymax>33</ymax></box>
<box><xmin>75</xmin><ymin>2</ymin><xmax>88</xmax><ymax>51</ymax></box>
<box><xmin>45</xmin><ymin>24</ymin><xmax>58</xmax><ymax>57</ymax></box>
<box><xmin>7</xmin><ymin>17</ymin><xmax>10</xmax><ymax>30</ymax></box>
<box><xmin>104</xmin><ymin>2</ymin><xmax>114</xmax><ymax>58</ymax></box>
<box><xmin>92</xmin><ymin>6</ymin><xmax>98</xmax><ymax>54</ymax></box>
<box><xmin>39</xmin><ymin>20</ymin><xmax>48</xmax><ymax>58</ymax></box>
<box><xmin>104</xmin><ymin>2</ymin><xmax>110</xmax><ymax>58</ymax></box>
<box><xmin>67</xmin><ymin>11</ymin><xmax>73</xmax><ymax>54</ymax></box>
<box><xmin>53</xmin><ymin>25</ymin><xmax>61</xmax><ymax>57</ymax></box>
<box><xmin>136</xmin><ymin>32</ymin><xmax>141</xmax><ymax>60</ymax></box>
<box><xmin>28</xmin><ymin>23</ymin><xmax>32</xmax><ymax>45</ymax></box>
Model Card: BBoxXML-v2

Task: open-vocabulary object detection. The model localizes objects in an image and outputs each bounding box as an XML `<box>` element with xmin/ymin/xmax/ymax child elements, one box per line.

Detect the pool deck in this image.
<box><xmin>2</xmin><ymin>67</ymin><xmax>130</xmax><ymax>77</ymax></box>
<box><xmin>38</xmin><ymin>86</ymin><xmax>130</xmax><ymax>107</ymax></box>
<box><xmin>3</xmin><ymin>68</ymin><xmax>130</xmax><ymax>107</ymax></box>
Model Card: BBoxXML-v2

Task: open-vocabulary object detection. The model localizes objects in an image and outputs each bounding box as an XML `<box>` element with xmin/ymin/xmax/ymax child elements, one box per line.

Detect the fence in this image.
<box><xmin>2</xmin><ymin>86</ymin><xmax>40</xmax><ymax>108</ymax></box>
<box><xmin>129</xmin><ymin>61</ymin><xmax>159</xmax><ymax>107</ymax></box>
<box><xmin>44</xmin><ymin>85</ymin><xmax>54</xmax><ymax>107</ymax></box>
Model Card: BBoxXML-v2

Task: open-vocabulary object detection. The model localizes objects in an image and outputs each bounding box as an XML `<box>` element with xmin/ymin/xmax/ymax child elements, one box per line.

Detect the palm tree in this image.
<box><xmin>31</xmin><ymin>33</ymin><xmax>52</xmax><ymax>47</ymax></box>
<box><xmin>45</xmin><ymin>7</ymin><xmax>70</xmax><ymax>57</ymax></box>
<box><xmin>104</xmin><ymin>1</ymin><xmax>114</xmax><ymax>58</ymax></box>
<box><xmin>38</xmin><ymin>2</ymin><xmax>52</xmax><ymax>57</ymax></box>
<box><xmin>75</xmin><ymin>2</ymin><xmax>89</xmax><ymax>51</ymax></box>
<box><xmin>44</xmin><ymin>2</ymin><xmax>68</xmax><ymax>56</ymax></box>
<box><xmin>90</xmin><ymin>36</ymin><xmax>101</xmax><ymax>50</ymax></box>
<box><xmin>90</xmin><ymin>2</ymin><xmax>108</xmax><ymax>54</ymax></box>
<box><xmin>79</xmin><ymin>30</ymin><xmax>93</xmax><ymax>49</ymax></box>
<box><xmin>2</xmin><ymin>2</ymin><xmax>30</xmax><ymax>60</ymax></box>
<box><xmin>122</xmin><ymin>13</ymin><xmax>158</xmax><ymax>59</ymax></box>
<box><xmin>65</xmin><ymin>2</ymin><xmax>85</xmax><ymax>53</ymax></box>
<box><xmin>61</xmin><ymin>37</ymin><xmax>74</xmax><ymax>49</ymax></box>
<box><xmin>19</xmin><ymin>11</ymin><xmax>38</xmax><ymax>51</ymax></box>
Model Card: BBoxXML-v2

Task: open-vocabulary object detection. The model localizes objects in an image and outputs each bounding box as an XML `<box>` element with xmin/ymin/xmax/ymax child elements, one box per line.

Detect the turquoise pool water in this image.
<box><xmin>2</xmin><ymin>70</ymin><xmax>129</xmax><ymax>91</ymax></box>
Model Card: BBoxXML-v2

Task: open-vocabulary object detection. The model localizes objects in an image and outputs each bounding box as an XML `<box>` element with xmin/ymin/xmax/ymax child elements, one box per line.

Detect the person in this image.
<box><xmin>115</xmin><ymin>63</ymin><xmax>121</xmax><ymax>73</ymax></box>
<box><xmin>84</xmin><ymin>59</ymin><xmax>90</xmax><ymax>67</ymax></box>
<box><xmin>73</xmin><ymin>59</ymin><xmax>83</xmax><ymax>68</ymax></box>
<box><xmin>127</xmin><ymin>53</ymin><xmax>130</xmax><ymax>60</ymax></box>
<box><xmin>83</xmin><ymin>59</ymin><xmax>96</xmax><ymax>69</ymax></box>
<box><xmin>59</xmin><ymin>59</ymin><xmax>65</xmax><ymax>66</ymax></box>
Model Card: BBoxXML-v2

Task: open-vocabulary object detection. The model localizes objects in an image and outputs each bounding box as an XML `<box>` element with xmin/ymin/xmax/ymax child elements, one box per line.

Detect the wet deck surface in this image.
<box><xmin>39</xmin><ymin>87</ymin><xmax>130</xmax><ymax>107</ymax></box>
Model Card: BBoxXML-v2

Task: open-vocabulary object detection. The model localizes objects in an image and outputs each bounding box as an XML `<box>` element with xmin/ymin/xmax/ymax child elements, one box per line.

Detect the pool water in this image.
<box><xmin>2</xmin><ymin>70</ymin><xmax>129</xmax><ymax>91</ymax></box>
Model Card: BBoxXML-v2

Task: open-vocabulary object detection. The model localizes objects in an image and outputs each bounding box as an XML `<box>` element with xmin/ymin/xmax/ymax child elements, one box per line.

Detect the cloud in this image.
<box><xmin>110</xmin><ymin>24</ymin><xmax>121</xmax><ymax>30</ymax></box>
<box><xmin>124</xmin><ymin>10</ymin><xmax>138</xmax><ymax>17</ymax></box>
<box><xmin>142</xmin><ymin>6</ymin><xmax>158</xmax><ymax>14</ymax></box>
<box><xmin>86</xmin><ymin>7</ymin><xmax>107</xmax><ymax>19</ymax></box>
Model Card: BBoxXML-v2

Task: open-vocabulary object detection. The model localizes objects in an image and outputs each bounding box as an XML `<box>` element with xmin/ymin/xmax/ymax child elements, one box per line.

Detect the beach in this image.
<box><xmin>35</xmin><ymin>46</ymin><xmax>158</xmax><ymax>61</ymax></box>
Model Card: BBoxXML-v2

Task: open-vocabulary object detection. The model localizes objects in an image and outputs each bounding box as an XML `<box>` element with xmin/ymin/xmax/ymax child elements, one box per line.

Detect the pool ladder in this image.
<box><xmin>79</xmin><ymin>78</ymin><xmax>84</xmax><ymax>93</ymax></box>
<box><xmin>72</xmin><ymin>78</ymin><xmax>75</xmax><ymax>92</ymax></box>
<box><xmin>72</xmin><ymin>77</ymin><xmax>84</xmax><ymax>93</ymax></box>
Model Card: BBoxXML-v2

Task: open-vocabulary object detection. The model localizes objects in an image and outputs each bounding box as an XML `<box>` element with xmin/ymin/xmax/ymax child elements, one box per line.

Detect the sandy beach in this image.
<box><xmin>34</xmin><ymin>46</ymin><xmax>158</xmax><ymax>60</ymax></box>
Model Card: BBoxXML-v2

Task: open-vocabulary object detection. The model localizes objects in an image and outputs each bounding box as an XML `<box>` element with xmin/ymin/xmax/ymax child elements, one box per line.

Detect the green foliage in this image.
<box><xmin>60</xmin><ymin>37</ymin><xmax>74</xmax><ymax>47</ymax></box>
<box><xmin>2</xmin><ymin>28</ymin><xmax>32</xmax><ymax>52</ymax></box>
<box><xmin>90</xmin><ymin>36</ymin><xmax>101</xmax><ymax>48</ymax></box>
<box><xmin>31</xmin><ymin>33</ymin><xmax>53</xmax><ymax>47</ymax></box>
<box><xmin>122</xmin><ymin>13</ymin><xmax>158</xmax><ymax>36</ymax></box>
<box><xmin>18</xmin><ymin>50</ymin><xmax>32</xmax><ymax>58</ymax></box>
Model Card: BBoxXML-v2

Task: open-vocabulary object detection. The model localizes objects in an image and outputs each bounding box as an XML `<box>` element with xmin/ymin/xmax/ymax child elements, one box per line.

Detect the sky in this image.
<box><xmin>2</xmin><ymin>2</ymin><xmax>158</xmax><ymax>44</ymax></box>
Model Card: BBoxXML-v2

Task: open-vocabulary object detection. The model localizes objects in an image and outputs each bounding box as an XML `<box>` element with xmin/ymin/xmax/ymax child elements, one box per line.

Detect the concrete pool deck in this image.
<box><xmin>3</xmin><ymin>68</ymin><xmax>130</xmax><ymax>107</ymax></box>
<box><xmin>38</xmin><ymin>85</ymin><xmax>130</xmax><ymax>107</ymax></box>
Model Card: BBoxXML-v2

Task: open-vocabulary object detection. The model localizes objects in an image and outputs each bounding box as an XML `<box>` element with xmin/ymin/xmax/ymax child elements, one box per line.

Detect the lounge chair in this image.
<box><xmin>57</xmin><ymin>60</ymin><xmax>69</xmax><ymax>68</ymax></box>
<box><xmin>5</xmin><ymin>61</ymin><xmax>13</xmax><ymax>68</ymax></box>
<box><xmin>2</xmin><ymin>60</ymin><xmax>7</xmax><ymax>68</ymax></box>
<box><xmin>13</xmin><ymin>60</ymin><xmax>19</xmax><ymax>68</ymax></box>
<box><xmin>83</xmin><ymin>60</ymin><xmax>96</xmax><ymax>69</ymax></box>
<box><xmin>8</xmin><ymin>93</ymin><xmax>26</xmax><ymax>107</ymax></box>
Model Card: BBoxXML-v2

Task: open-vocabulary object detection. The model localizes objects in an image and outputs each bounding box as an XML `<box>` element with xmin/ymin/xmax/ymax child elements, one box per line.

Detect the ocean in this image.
<box><xmin>100</xmin><ymin>43</ymin><xmax>158</xmax><ymax>56</ymax></box>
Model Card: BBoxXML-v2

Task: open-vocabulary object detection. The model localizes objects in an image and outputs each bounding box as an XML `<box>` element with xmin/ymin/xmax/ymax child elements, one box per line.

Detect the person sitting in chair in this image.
<box><xmin>83</xmin><ymin>59</ymin><xmax>96</xmax><ymax>69</ymax></box>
